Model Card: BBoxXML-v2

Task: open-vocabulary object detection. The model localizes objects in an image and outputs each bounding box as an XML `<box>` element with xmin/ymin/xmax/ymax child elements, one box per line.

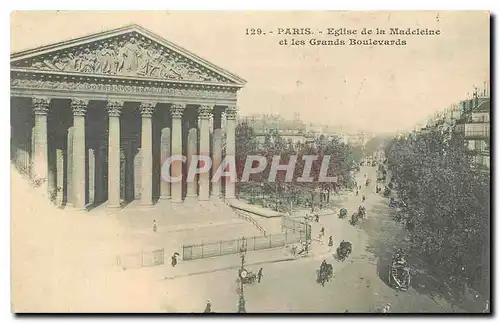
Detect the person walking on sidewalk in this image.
<box><xmin>257</xmin><ymin>268</ymin><xmax>263</xmax><ymax>283</ymax></box>
<box><xmin>152</xmin><ymin>219</ymin><xmax>157</xmax><ymax>232</ymax></box>
<box><xmin>204</xmin><ymin>300</ymin><xmax>212</xmax><ymax>313</ymax></box>
<box><xmin>171</xmin><ymin>252</ymin><xmax>178</xmax><ymax>267</ymax></box>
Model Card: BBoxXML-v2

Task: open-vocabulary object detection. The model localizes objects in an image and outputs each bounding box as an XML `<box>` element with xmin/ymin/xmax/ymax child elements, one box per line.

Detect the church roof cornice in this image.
<box><xmin>11</xmin><ymin>24</ymin><xmax>246</xmax><ymax>87</ymax></box>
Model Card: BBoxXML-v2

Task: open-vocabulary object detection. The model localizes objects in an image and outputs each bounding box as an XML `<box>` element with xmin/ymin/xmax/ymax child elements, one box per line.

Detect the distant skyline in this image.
<box><xmin>11</xmin><ymin>11</ymin><xmax>490</xmax><ymax>134</ymax></box>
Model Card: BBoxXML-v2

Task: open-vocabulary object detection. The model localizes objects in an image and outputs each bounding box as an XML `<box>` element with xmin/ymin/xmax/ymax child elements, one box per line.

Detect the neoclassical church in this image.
<box><xmin>10</xmin><ymin>24</ymin><xmax>246</xmax><ymax>209</ymax></box>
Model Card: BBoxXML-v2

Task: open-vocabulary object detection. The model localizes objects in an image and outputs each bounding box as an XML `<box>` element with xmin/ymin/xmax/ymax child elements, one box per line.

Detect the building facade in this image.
<box><xmin>10</xmin><ymin>25</ymin><xmax>246</xmax><ymax>209</ymax></box>
<box><xmin>454</xmin><ymin>95</ymin><xmax>491</xmax><ymax>172</ymax></box>
<box><xmin>240</xmin><ymin>113</ymin><xmax>314</xmax><ymax>148</ymax></box>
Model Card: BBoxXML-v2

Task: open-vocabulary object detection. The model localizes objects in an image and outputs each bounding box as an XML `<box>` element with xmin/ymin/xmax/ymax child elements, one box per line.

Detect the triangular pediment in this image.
<box><xmin>11</xmin><ymin>25</ymin><xmax>245</xmax><ymax>86</ymax></box>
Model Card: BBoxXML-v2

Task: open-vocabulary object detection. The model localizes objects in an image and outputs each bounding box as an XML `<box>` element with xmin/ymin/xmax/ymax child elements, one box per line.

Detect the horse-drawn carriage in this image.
<box><xmin>350</xmin><ymin>206</ymin><xmax>366</xmax><ymax>225</ymax></box>
<box><xmin>389</xmin><ymin>254</ymin><xmax>411</xmax><ymax>291</ymax></box>
<box><xmin>389</xmin><ymin>197</ymin><xmax>396</xmax><ymax>207</ymax></box>
<box><xmin>336</xmin><ymin>240</ymin><xmax>352</xmax><ymax>261</ymax></box>
<box><xmin>316</xmin><ymin>261</ymin><xmax>334</xmax><ymax>287</ymax></box>
<box><xmin>383</xmin><ymin>187</ymin><xmax>391</xmax><ymax>197</ymax></box>
<box><xmin>350</xmin><ymin>212</ymin><xmax>360</xmax><ymax>225</ymax></box>
<box><xmin>358</xmin><ymin>205</ymin><xmax>366</xmax><ymax>219</ymax></box>
<box><xmin>339</xmin><ymin>208</ymin><xmax>348</xmax><ymax>219</ymax></box>
<box><xmin>239</xmin><ymin>268</ymin><xmax>258</xmax><ymax>285</ymax></box>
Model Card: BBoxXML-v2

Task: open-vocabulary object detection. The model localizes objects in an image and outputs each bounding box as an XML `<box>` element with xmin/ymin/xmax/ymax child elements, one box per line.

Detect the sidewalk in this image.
<box><xmin>165</xmin><ymin>238</ymin><xmax>333</xmax><ymax>278</ymax></box>
<box><xmin>117</xmin><ymin>238</ymin><xmax>333</xmax><ymax>281</ymax></box>
<box><xmin>165</xmin><ymin>247</ymin><xmax>295</xmax><ymax>279</ymax></box>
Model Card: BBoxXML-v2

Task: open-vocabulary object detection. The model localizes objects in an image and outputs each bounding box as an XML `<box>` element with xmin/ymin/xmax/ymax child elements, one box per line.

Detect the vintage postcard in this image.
<box><xmin>10</xmin><ymin>11</ymin><xmax>490</xmax><ymax>313</ymax></box>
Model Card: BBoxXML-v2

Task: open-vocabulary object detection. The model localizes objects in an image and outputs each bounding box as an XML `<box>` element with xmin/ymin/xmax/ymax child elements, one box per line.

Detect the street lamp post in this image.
<box><xmin>303</xmin><ymin>216</ymin><xmax>311</xmax><ymax>256</ymax></box>
<box><xmin>237</xmin><ymin>237</ymin><xmax>248</xmax><ymax>313</ymax></box>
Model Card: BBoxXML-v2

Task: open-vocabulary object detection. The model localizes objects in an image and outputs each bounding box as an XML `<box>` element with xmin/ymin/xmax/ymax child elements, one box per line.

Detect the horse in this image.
<box><xmin>317</xmin><ymin>262</ymin><xmax>334</xmax><ymax>286</ymax></box>
<box><xmin>358</xmin><ymin>206</ymin><xmax>366</xmax><ymax>219</ymax></box>
<box><xmin>350</xmin><ymin>213</ymin><xmax>359</xmax><ymax>225</ymax></box>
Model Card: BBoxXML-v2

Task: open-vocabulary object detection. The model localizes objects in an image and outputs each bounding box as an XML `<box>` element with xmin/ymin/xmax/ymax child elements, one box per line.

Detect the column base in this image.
<box><xmin>171</xmin><ymin>199</ymin><xmax>183</xmax><ymax>203</ymax></box>
<box><xmin>198</xmin><ymin>196</ymin><xmax>209</xmax><ymax>201</ymax></box>
<box><xmin>159</xmin><ymin>195</ymin><xmax>171</xmax><ymax>200</ymax></box>
<box><xmin>106</xmin><ymin>203</ymin><xmax>121</xmax><ymax>209</ymax></box>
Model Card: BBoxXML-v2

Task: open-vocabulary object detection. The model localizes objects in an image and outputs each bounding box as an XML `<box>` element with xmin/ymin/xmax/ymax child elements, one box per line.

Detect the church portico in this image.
<box><xmin>10</xmin><ymin>25</ymin><xmax>245</xmax><ymax>211</ymax></box>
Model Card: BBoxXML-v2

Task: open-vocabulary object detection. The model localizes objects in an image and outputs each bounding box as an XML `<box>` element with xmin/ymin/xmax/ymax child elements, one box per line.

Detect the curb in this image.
<box><xmin>164</xmin><ymin>256</ymin><xmax>296</xmax><ymax>280</ymax></box>
<box><xmin>163</xmin><ymin>245</ymin><xmax>334</xmax><ymax>280</ymax></box>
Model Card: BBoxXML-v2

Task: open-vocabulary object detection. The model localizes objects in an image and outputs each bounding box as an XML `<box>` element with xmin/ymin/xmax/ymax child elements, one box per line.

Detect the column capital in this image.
<box><xmin>140</xmin><ymin>102</ymin><xmax>156</xmax><ymax>117</ymax></box>
<box><xmin>170</xmin><ymin>104</ymin><xmax>185</xmax><ymax>119</ymax></box>
<box><xmin>33</xmin><ymin>97</ymin><xmax>50</xmax><ymax>115</ymax></box>
<box><xmin>199</xmin><ymin>104</ymin><xmax>213</xmax><ymax>120</ymax></box>
<box><xmin>225</xmin><ymin>105</ymin><xmax>237</xmax><ymax>120</ymax></box>
<box><xmin>70</xmin><ymin>99</ymin><xmax>88</xmax><ymax>116</ymax></box>
<box><xmin>106</xmin><ymin>100</ymin><xmax>124</xmax><ymax>117</ymax></box>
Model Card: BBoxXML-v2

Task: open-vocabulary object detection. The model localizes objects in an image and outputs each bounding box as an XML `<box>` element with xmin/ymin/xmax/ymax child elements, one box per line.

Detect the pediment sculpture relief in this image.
<box><xmin>16</xmin><ymin>35</ymin><xmax>229</xmax><ymax>83</ymax></box>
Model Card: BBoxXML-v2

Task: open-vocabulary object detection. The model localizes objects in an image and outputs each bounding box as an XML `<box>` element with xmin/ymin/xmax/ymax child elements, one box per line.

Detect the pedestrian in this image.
<box><xmin>291</xmin><ymin>245</ymin><xmax>297</xmax><ymax>257</ymax></box>
<box><xmin>381</xmin><ymin>303</ymin><xmax>391</xmax><ymax>313</ymax></box>
<box><xmin>152</xmin><ymin>219</ymin><xmax>157</xmax><ymax>232</ymax></box>
<box><xmin>204</xmin><ymin>300</ymin><xmax>212</xmax><ymax>313</ymax></box>
<box><xmin>257</xmin><ymin>267</ymin><xmax>263</xmax><ymax>283</ymax></box>
<box><xmin>171</xmin><ymin>252</ymin><xmax>178</xmax><ymax>267</ymax></box>
<box><xmin>483</xmin><ymin>300</ymin><xmax>489</xmax><ymax>313</ymax></box>
<box><xmin>328</xmin><ymin>236</ymin><xmax>333</xmax><ymax>247</ymax></box>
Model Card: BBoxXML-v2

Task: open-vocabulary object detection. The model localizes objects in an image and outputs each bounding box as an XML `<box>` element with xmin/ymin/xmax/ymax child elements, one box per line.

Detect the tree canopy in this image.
<box><xmin>384</xmin><ymin>127</ymin><xmax>490</xmax><ymax>294</ymax></box>
<box><xmin>234</xmin><ymin>123</ymin><xmax>360</xmax><ymax>208</ymax></box>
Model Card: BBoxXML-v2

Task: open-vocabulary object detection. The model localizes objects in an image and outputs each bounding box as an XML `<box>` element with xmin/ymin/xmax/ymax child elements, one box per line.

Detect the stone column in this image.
<box><xmin>134</xmin><ymin>148</ymin><xmax>142</xmax><ymax>200</ymax></box>
<box><xmin>71</xmin><ymin>99</ymin><xmax>88</xmax><ymax>210</ymax></box>
<box><xmin>88</xmin><ymin>148</ymin><xmax>95</xmax><ymax>205</ymax></box>
<box><xmin>212</xmin><ymin>128</ymin><xmax>223</xmax><ymax>199</ymax></box>
<box><xmin>66</xmin><ymin>127</ymin><xmax>74</xmax><ymax>206</ymax></box>
<box><xmin>186</xmin><ymin>127</ymin><xmax>198</xmax><ymax>198</ymax></box>
<box><xmin>106</xmin><ymin>101</ymin><xmax>123</xmax><ymax>208</ymax></box>
<box><xmin>32</xmin><ymin>97</ymin><xmax>50</xmax><ymax>193</ymax></box>
<box><xmin>198</xmin><ymin>105</ymin><xmax>212</xmax><ymax>201</ymax></box>
<box><xmin>47</xmin><ymin>146</ymin><xmax>57</xmax><ymax>202</ymax></box>
<box><xmin>225</xmin><ymin>106</ymin><xmax>237</xmax><ymax>200</ymax></box>
<box><xmin>140</xmin><ymin>102</ymin><xmax>155</xmax><ymax>206</ymax></box>
<box><xmin>95</xmin><ymin>144</ymin><xmax>105</xmax><ymax>203</ymax></box>
<box><xmin>160</xmin><ymin>127</ymin><xmax>171</xmax><ymax>199</ymax></box>
<box><xmin>170</xmin><ymin>104</ymin><xmax>184</xmax><ymax>203</ymax></box>
<box><xmin>55</xmin><ymin>149</ymin><xmax>64</xmax><ymax>207</ymax></box>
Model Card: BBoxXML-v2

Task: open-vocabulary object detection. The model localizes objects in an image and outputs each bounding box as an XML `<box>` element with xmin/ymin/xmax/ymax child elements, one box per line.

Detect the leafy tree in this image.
<box><xmin>385</xmin><ymin>128</ymin><xmax>490</xmax><ymax>295</ymax></box>
<box><xmin>234</xmin><ymin>123</ymin><xmax>363</xmax><ymax>211</ymax></box>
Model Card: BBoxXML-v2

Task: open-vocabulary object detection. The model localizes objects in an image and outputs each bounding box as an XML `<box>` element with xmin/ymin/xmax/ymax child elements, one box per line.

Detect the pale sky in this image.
<box><xmin>11</xmin><ymin>11</ymin><xmax>490</xmax><ymax>134</ymax></box>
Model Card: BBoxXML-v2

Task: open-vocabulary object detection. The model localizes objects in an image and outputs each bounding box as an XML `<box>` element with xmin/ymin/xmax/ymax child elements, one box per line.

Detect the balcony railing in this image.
<box><xmin>465</xmin><ymin>129</ymin><xmax>490</xmax><ymax>138</ymax></box>
<box><xmin>467</xmin><ymin>148</ymin><xmax>490</xmax><ymax>156</ymax></box>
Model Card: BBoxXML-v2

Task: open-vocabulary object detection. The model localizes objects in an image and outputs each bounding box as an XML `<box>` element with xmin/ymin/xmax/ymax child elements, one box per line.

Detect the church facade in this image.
<box><xmin>10</xmin><ymin>24</ymin><xmax>246</xmax><ymax>209</ymax></box>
